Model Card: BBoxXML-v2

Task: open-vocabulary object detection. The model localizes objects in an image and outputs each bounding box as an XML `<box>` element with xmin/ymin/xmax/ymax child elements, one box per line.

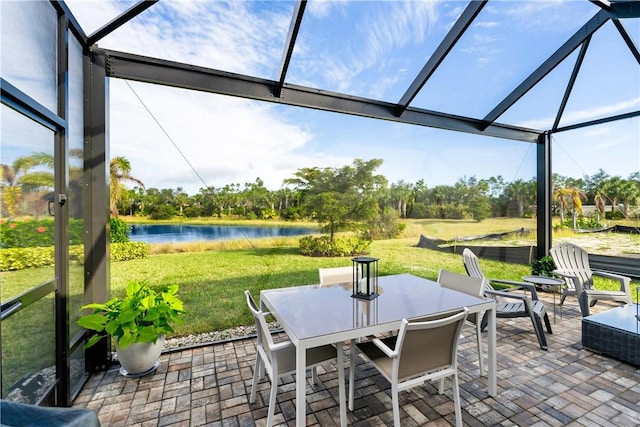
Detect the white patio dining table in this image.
<box><xmin>260</xmin><ymin>273</ymin><xmax>497</xmax><ymax>427</ymax></box>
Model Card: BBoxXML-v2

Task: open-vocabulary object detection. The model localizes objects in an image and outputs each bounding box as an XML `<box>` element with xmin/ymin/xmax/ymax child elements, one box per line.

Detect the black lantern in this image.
<box><xmin>352</xmin><ymin>256</ymin><xmax>379</xmax><ymax>300</ymax></box>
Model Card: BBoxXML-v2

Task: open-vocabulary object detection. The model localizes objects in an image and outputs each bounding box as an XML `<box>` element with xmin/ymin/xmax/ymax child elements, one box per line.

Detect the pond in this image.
<box><xmin>129</xmin><ymin>224</ymin><xmax>318</xmax><ymax>244</ymax></box>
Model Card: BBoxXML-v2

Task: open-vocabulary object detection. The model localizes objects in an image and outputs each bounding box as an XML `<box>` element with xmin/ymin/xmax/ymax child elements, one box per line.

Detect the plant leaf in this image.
<box><xmin>77</xmin><ymin>313</ymin><xmax>108</xmax><ymax>331</ymax></box>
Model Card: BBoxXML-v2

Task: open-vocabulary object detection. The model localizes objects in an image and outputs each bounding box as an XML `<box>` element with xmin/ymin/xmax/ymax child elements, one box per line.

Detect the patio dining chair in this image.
<box><xmin>244</xmin><ymin>290</ymin><xmax>345</xmax><ymax>427</ymax></box>
<box><xmin>319</xmin><ymin>266</ymin><xmax>353</xmax><ymax>286</ymax></box>
<box><xmin>550</xmin><ymin>242</ymin><xmax>632</xmax><ymax>317</ymax></box>
<box><xmin>437</xmin><ymin>269</ymin><xmax>487</xmax><ymax>376</ymax></box>
<box><xmin>462</xmin><ymin>248</ymin><xmax>552</xmax><ymax>350</ymax></box>
<box><xmin>353</xmin><ymin>308</ymin><xmax>469</xmax><ymax>427</ymax></box>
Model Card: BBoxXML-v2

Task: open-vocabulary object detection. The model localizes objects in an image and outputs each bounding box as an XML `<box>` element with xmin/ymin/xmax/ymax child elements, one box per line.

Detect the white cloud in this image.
<box><xmin>474</xmin><ymin>21</ymin><xmax>499</xmax><ymax>29</ymax></box>
<box><xmin>110</xmin><ymin>80</ymin><xmax>315</xmax><ymax>193</ymax></box>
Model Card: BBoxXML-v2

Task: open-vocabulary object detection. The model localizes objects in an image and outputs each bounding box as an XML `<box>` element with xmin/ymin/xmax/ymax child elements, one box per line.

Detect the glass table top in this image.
<box><xmin>261</xmin><ymin>273</ymin><xmax>489</xmax><ymax>341</ymax></box>
<box><xmin>584</xmin><ymin>304</ymin><xmax>640</xmax><ymax>335</ymax></box>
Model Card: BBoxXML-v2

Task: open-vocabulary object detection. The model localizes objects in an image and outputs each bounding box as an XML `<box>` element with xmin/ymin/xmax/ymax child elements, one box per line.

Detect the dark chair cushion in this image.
<box><xmin>0</xmin><ymin>400</ymin><xmax>100</xmax><ymax>427</ymax></box>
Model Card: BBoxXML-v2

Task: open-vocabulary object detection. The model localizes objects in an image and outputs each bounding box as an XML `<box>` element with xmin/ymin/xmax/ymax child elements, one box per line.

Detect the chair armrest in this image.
<box><xmin>489</xmin><ymin>279</ymin><xmax>527</xmax><ymax>289</ymax></box>
<box><xmin>372</xmin><ymin>338</ymin><xmax>398</xmax><ymax>358</ymax></box>
<box><xmin>489</xmin><ymin>280</ymin><xmax>540</xmax><ymax>300</ymax></box>
<box><xmin>592</xmin><ymin>269</ymin><xmax>631</xmax><ymax>282</ymax></box>
<box><xmin>485</xmin><ymin>289</ymin><xmax>526</xmax><ymax>301</ymax></box>
<box><xmin>592</xmin><ymin>270</ymin><xmax>632</xmax><ymax>293</ymax></box>
<box><xmin>269</xmin><ymin>340</ymin><xmax>293</xmax><ymax>352</ymax></box>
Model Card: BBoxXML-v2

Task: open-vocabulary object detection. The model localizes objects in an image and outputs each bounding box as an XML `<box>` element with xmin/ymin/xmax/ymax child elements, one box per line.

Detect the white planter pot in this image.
<box><xmin>116</xmin><ymin>335</ymin><xmax>165</xmax><ymax>377</ymax></box>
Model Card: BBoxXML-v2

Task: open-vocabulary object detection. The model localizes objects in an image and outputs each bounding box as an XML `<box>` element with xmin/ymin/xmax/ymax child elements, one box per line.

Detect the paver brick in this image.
<box><xmin>74</xmin><ymin>294</ymin><xmax>640</xmax><ymax>426</ymax></box>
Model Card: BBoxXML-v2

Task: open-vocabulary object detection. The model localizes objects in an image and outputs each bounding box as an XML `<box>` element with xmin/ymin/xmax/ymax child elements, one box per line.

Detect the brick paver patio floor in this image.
<box><xmin>74</xmin><ymin>294</ymin><xmax>640</xmax><ymax>426</ymax></box>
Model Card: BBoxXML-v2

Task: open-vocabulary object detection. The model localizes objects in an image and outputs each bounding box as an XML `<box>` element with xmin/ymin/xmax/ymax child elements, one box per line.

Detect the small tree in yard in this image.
<box><xmin>285</xmin><ymin>159</ymin><xmax>386</xmax><ymax>243</ymax></box>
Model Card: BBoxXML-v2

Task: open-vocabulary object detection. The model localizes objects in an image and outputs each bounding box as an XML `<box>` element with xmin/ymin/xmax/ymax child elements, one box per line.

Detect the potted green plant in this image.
<box><xmin>77</xmin><ymin>281</ymin><xmax>184</xmax><ymax>376</ymax></box>
<box><xmin>531</xmin><ymin>255</ymin><xmax>556</xmax><ymax>277</ymax></box>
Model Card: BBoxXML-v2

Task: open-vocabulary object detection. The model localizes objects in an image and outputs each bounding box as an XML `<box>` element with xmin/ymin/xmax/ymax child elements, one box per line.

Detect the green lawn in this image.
<box><xmin>2</xmin><ymin>217</ymin><xmax>638</xmax><ymax>339</ymax></box>
<box><xmin>109</xmin><ymin>237</ymin><xmax>533</xmax><ymax>336</ymax></box>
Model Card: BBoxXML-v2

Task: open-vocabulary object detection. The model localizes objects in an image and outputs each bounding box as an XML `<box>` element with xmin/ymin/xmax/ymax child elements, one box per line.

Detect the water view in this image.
<box><xmin>129</xmin><ymin>224</ymin><xmax>318</xmax><ymax>244</ymax></box>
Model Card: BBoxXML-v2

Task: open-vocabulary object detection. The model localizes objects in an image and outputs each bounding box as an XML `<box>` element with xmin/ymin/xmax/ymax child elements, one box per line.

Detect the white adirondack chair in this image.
<box><xmin>550</xmin><ymin>242</ymin><xmax>632</xmax><ymax>316</ymax></box>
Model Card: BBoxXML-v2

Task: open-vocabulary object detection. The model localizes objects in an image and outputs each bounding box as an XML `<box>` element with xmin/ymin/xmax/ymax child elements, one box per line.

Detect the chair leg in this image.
<box><xmin>529</xmin><ymin>312</ymin><xmax>548</xmax><ymax>350</ymax></box>
<box><xmin>480</xmin><ymin>312</ymin><xmax>488</xmax><ymax>332</ymax></box>
<box><xmin>578</xmin><ymin>291</ymin><xmax>590</xmax><ymax>317</ymax></box>
<box><xmin>266</xmin><ymin>370</ymin><xmax>279</xmax><ymax>427</ymax></box>
<box><xmin>250</xmin><ymin>356</ymin><xmax>262</xmax><ymax>403</ymax></box>
<box><xmin>311</xmin><ymin>367</ymin><xmax>319</xmax><ymax>385</ymax></box>
<box><xmin>336</xmin><ymin>342</ymin><xmax>347</xmax><ymax>427</ymax></box>
<box><xmin>391</xmin><ymin>383</ymin><xmax>401</xmax><ymax>427</ymax></box>
<box><xmin>543</xmin><ymin>312</ymin><xmax>552</xmax><ymax>334</ymax></box>
<box><xmin>349</xmin><ymin>340</ymin><xmax>355</xmax><ymax>411</ymax></box>
<box><xmin>475</xmin><ymin>322</ymin><xmax>484</xmax><ymax>376</ymax></box>
<box><xmin>452</xmin><ymin>373</ymin><xmax>462</xmax><ymax>427</ymax></box>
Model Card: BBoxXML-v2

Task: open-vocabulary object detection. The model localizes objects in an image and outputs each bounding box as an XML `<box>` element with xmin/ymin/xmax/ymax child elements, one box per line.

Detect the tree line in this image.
<box><xmin>2</xmin><ymin>154</ymin><xmax>639</xmax><ymax>231</ymax></box>
<box><xmin>113</xmin><ymin>159</ymin><xmax>640</xmax><ymax>227</ymax></box>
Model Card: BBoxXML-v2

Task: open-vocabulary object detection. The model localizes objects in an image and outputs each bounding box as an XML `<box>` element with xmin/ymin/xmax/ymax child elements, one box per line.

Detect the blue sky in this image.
<box><xmin>57</xmin><ymin>1</ymin><xmax>640</xmax><ymax>194</ymax></box>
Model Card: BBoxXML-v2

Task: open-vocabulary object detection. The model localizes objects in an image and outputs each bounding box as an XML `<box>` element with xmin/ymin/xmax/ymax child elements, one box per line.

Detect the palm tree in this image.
<box><xmin>1</xmin><ymin>152</ymin><xmax>54</xmax><ymax>218</ymax></box>
<box><xmin>553</xmin><ymin>187</ymin><xmax>569</xmax><ymax>224</ymax></box>
<box><xmin>594</xmin><ymin>192</ymin><xmax>606</xmax><ymax>222</ymax></box>
<box><xmin>110</xmin><ymin>156</ymin><xmax>144</xmax><ymax>218</ymax></box>
<box><xmin>566</xmin><ymin>186</ymin><xmax>587</xmax><ymax>229</ymax></box>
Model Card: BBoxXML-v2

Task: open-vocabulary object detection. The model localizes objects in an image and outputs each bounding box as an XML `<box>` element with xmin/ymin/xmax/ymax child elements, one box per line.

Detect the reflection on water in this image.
<box><xmin>129</xmin><ymin>224</ymin><xmax>317</xmax><ymax>244</ymax></box>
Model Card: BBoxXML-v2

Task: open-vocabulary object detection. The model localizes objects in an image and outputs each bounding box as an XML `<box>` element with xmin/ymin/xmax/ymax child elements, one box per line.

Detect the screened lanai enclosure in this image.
<box><xmin>1</xmin><ymin>0</ymin><xmax>639</xmax><ymax>409</ymax></box>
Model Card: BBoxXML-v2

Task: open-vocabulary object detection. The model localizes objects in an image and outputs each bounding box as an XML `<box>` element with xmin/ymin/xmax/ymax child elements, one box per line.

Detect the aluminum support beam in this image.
<box><xmin>51</xmin><ymin>0</ymin><xmax>87</xmax><ymax>43</ymax></box>
<box><xmin>101</xmin><ymin>49</ymin><xmax>542</xmax><ymax>142</ymax></box>
<box><xmin>396</xmin><ymin>0</ymin><xmax>486</xmax><ymax>115</ymax></box>
<box><xmin>274</xmin><ymin>0</ymin><xmax>306</xmax><ymax>98</ymax></box>
<box><xmin>481</xmin><ymin>9</ymin><xmax>611</xmax><ymax>130</ymax></box>
<box><xmin>553</xmin><ymin>110</ymin><xmax>640</xmax><ymax>133</ymax></box>
<box><xmin>552</xmin><ymin>37</ymin><xmax>591</xmax><ymax>132</ymax></box>
<box><xmin>54</xmin><ymin>12</ymin><xmax>71</xmax><ymax>407</ymax></box>
<box><xmin>609</xmin><ymin>1</ymin><xmax>640</xmax><ymax>18</ymax></box>
<box><xmin>589</xmin><ymin>0</ymin><xmax>611</xmax><ymax>10</ymax></box>
<box><xmin>87</xmin><ymin>0</ymin><xmax>158</xmax><ymax>46</ymax></box>
<box><xmin>1</xmin><ymin>78</ymin><xmax>65</xmax><ymax>130</ymax></box>
<box><xmin>536</xmin><ymin>132</ymin><xmax>553</xmax><ymax>259</ymax></box>
<box><xmin>83</xmin><ymin>50</ymin><xmax>111</xmax><ymax>373</ymax></box>
<box><xmin>613</xmin><ymin>19</ymin><xmax>640</xmax><ymax>64</ymax></box>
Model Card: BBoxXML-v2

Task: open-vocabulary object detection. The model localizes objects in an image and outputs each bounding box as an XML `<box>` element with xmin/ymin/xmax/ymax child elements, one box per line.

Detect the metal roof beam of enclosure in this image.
<box><xmin>273</xmin><ymin>0</ymin><xmax>306</xmax><ymax>98</ymax></box>
<box><xmin>395</xmin><ymin>0</ymin><xmax>486</xmax><ymax>116</ymax></box>
<box><xmin>86</xmin><ymin>0</ymin><xmax>158</xmax><ymax>46</ymax></box>
<box><xmin>589</xmin><ymin>0</ymin><xmax>611</xmax><ymax>10</ymax></box>
<box><xmin>51</xmin><ymin>0</ymin><xmax>87</xmax><ymax>43</ymax></box>
<box><xmin>608</xmin><ymin>1</ymin><xmax>640</xmax><ymax>18</ymax></box>
<box><xmin>480</xmin><ymin>9</ymin><xmax>611</xmax><ymax>130</ymax></box>
<box><xmin>102</xmin><ymin>49</ymin><xmax>542</xmax><ymax>142</ymax></box>
<box><xmin>552</xmin><ymin>37</ymin><xmax>591</xmax><ymax>132</ymax></box>
<box><xmin>613</xmin><ymin>19</ymin><xmax>640</xmax><ymax>64</ymax></box>
<box><xmin>1</xmin><ymin>78</ymin><xmax>65</xmax><ymax>130</ymax></box>
<box><xmin>553</xmin><ymin>110</ymin><xmax>640</xmax><ymax>133</ymax></box>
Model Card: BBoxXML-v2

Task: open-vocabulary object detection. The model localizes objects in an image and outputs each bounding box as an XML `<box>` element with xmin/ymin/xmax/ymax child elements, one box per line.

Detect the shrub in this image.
<box><xmin>111</xmin><ymin>242</ymin><xmax>148</xmax><ymax>262</ymax></box>
<box><xmin>605</xmin><ymin>211</ymin><xmax>625</xmax><ymax>220</ymax></box>
<box><xmin>299</xmin><ymin>235</ymin><xmax>370</xmax><ymax>257</ymax></box>
<box><xmin>280</xmin><ymin>207</ymin><xmax>302</xmax><ymax>221</ymax></box>
<box><xmin>363</xmin><ymin>209</ymin><xmax>405</xmax><ymax>240</ymax></box>
<box><xmin>110</xmin><ymin>218</ymin><xmax>130</xmax><ymax>243</ymax></box>
<box><xmin>0</xmin><ymin>218</ymin><xmax>84</xmax><ymax>248</ymax></box>
<box><xmin>149</xmin><ymin>205</ymin><xmax>175</xmax><ymax>220</ymax></box>
<box><xmin>0</xmin><ymin>242</ymin><xmax>147</xmax><ymax>271</ymax></box>
<box><xmin>0</xmin><ymin>247</ymin><xmax>56</xmax><ymax>271</ymax></box>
